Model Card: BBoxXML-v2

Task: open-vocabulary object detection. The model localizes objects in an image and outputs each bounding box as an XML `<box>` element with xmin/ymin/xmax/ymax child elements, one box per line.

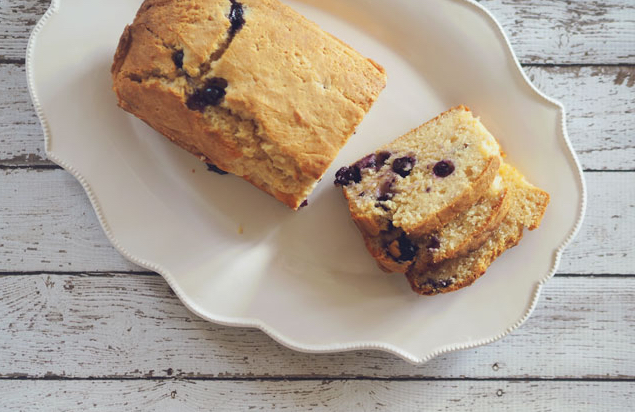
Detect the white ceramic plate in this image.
<box><xmin>28</xmin><ymin>0</ymin><xmax>585</xmax><ymax>363</ymax></box>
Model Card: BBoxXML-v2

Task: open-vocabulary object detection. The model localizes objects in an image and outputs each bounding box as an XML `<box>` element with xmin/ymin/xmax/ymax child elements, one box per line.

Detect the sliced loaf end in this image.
<box><xmin>406</xmin><ymin>163</ymin><xmax>550</xmax><ymax>295</ymax></box>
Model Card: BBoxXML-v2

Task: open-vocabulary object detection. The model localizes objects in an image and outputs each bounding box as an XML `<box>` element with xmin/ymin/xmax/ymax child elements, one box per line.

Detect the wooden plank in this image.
<box><xmin>481</xmin><ymin>0</ymin><xmax>635</xmax><ymax>64</ymax></box>
<box><xmin>1</xmin><ymin>169</ymin><xmax>632</xmax><ymax>274</ymax></box>
<box><xmin>0</xmin><ymin>169</ymin><xmax>140</xmax><ymax>272</ymax></box>
<box><xmin>0</xmin><ymin>64</ymin><xmax>48</xmax><ymax>166</ymax></box>
<box><xmin>0</xmin><ymin>380</ymin><xmax>633</xmax><ymax>411</ymax></box>
<box><xmin>524</xmin><ymin>66</ymin><xmax>635</xmax><ymax>171</ymax></box>
<box><xmin>3</xmin><ymin>63</ymin><xmax>635</xmax><ymax>169</ymax></box>
<box><xmin>0</xmin><ymin>274</ymin><xmax>633</xmax><ymax>379</ymax></box>
<box><xmin>0</xmin><ymin>0</ymin><xmax>48</xmax><ymax>62</ymax></box>
<box><xmin>559</xmin><ymin>171</ymin><xmax>634</xmax><ymax>274</ymax></box>
<box><xmin>2</xmin><ymin>0</ymin><xmax>634</xmax><ymax>64</ymax></box>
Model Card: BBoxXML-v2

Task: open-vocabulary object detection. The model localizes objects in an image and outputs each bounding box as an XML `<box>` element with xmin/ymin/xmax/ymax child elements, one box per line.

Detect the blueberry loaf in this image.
<box><xmin>361</xmin><ymin>173</ymin><xmax>511</xmax><ymax>274</ymax></box>
<box><xmin>406</xmin><ymin>163</ymin><xmax>549</xmax><ymax>295</ymax></box>
<box><xmin>335</xmin><ymin>106</ymin><xmax>502</xmax><ymax>237</ymax></box>
<box><xmin>112</xmin><ymin>0</ymin><xmax>387</xmax><ymax>209</ymax></box>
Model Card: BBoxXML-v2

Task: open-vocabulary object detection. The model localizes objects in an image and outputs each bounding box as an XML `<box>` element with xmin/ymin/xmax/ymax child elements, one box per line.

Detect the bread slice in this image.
<box><xmin>335</xmin><ymin>106</ymin><xmax>502</xmax><ymax>237</ymax></box>
<box><xmin>360</xmin><ymin>172</ymin><xmax>511</xmax><ymax>274</ymax></box>
<box><xmin>406</xmin><ymin>163</ymin><xmax>550</xmax><ymax>295</ymax></box>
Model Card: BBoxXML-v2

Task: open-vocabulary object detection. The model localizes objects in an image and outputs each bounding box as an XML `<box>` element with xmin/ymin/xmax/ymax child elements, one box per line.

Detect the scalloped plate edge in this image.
<box><xmin>26</xmin><ymin>0</ymin><xmax>587</xmax><ymax>364</ymax></box>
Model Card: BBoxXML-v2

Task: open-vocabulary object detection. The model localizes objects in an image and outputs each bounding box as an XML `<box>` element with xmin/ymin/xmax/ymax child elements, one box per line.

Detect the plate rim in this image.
<box><xmin>26</xmin><ymin>0</ymin><xmax>587</xmax><ymax>364</ymax></box>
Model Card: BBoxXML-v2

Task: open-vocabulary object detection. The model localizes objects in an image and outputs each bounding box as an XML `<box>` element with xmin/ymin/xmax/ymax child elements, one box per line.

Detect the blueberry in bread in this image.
<box><xmin>335</xmin><ymin>106</ymin><xmax>503</xmax><ymax>237</ymax></box>
<box><xmin>361</xmin><ymin>172</ymin><xmax>511</xmax><ymax>274</ymax></box>
<box><xmin>406</xmin><ymin>163</ymin><xmax>550</xmax><ymax>295</ymax></box>
<box><xmin>112</xmin><ymin>0</ymin><xmax>387</xmax><ymax>210</ymax></box>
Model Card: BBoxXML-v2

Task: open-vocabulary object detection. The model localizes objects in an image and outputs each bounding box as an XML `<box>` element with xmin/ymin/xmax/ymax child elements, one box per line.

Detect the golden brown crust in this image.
<box><xmin>111</xmin><ymin>25</ymin><xmax>132</xmax><ymax>77</ymax></box>
<box><xmin>525</xmin><ymin>191</ymin><xmax>550</xmax><ymax>230</ymax></box>
<box><xmin>112</xmin><ymin>0</ymin><xmax>387</xmax><ymax>210</ymax></box>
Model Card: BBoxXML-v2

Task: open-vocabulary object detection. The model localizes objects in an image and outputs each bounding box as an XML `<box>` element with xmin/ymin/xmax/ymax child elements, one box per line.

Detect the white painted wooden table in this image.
<box><xmin>1</xmin><ymin>0</ymin><xmax>634</xmax><ymax>410</ymax></box>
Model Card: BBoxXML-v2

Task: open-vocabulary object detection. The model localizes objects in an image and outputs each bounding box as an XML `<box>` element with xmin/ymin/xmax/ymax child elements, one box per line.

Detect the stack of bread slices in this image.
<box><xmin>335</xmin><ymin>106</ymin><xmax>550</xmax><ymax>295</ymax></box>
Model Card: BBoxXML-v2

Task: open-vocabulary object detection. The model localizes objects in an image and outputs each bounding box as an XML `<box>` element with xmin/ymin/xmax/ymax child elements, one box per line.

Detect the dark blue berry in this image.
<box><xmin>392</xmin><ymin>156</ymin><xmax>416</xmax><ymax>178</ymax></box>
<box><xmin>433</xmin><ymin>160</ymin><xmax>455</xmax><ymax>178</ymax></box>
<box><xmin>353</xmin><ymin>151</ymin><xmax>391</xmax><ymax>173</ymax></box>
<box><xmin>229</xmin><ymin>1</ymin><xmax>245</xmax><ymax>35</ymax></box>
<box><xmin>187</xmin><ymin>78</ymin><xmax>228</xmax><ymax>111</ymax></box>
<box><xmin>354</xmin><ymin>153</ymin><xmax>377</xmax><ymax>170</ymax></box>
<box><xmin>375</xmin><ymin>151</ymin><xmax>391</xmax><ymax>168</ymax></box>
<box><xmin>207</xmin><ymin>163</ymin><xmax>228</xmax><ymax>175</ymax></box>
<box><xmin>334</xmin><ymin>166</ymin><xmax>361</xmax><ymax>186</ymax></box>
<box><xmin>172</xmin><ymin>50</ymin><xmax>184</xmax><ymax>69</ymax></box>
<box><xmin>393</xmin><ymin>234</ymin><xmax>418</xmax><ymax>262</ymax></box>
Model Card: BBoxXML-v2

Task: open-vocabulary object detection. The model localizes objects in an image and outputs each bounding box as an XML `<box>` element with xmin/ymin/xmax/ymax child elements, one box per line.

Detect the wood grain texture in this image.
<box><xmin>0</xmin><ymin>0</ymin><xmax>47</xmax><ymax>62</ymax></box>
<box><xmin>2</xmin><ymin>63</ymin><xmax>634</xmax><ymax>169</ymax></box>
<box><xmin>1</xmin><ymin>169</ymin><xmax>632</xmax><ymax>274</ymax></box>
<box><xmin>0</xmin><ymin>380</ymin><xmax>633</xmax><ymax>411</ymax></box>
<box><xmin>524</xmin><ymin>66</ymin><xmax>635</xmax><ymax>171</ymax></box>
<box><xmin>480</xmin><ymin>0</ymin><xmax>635</xmax><ymax>64</ymax></box>
<box><xmin>559</xmin><ymin>171</ymin><xmax>634</xmax><ymax>274</ymax></box>
<box><xmin>0</xmin><ymin>64</ymin><xmax>47</xmax><ymax>166</ymax></box>
<box><xmin>0</xmin><ymin>169</ymin><xmax>139</xmax><ymax>272</ymax></box>
<box><xmin>2</xmin><ymin>0</ymin><xmax>634</xmax><ymax>64</ymax></box>
<box><xmin>0</xmin><ymin>274</ymin><xmax>633</xmax><ymax>379</ymax></box>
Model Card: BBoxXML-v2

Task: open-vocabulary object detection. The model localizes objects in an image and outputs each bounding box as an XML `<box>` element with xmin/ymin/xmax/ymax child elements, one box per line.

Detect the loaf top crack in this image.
<box><xmin>112</xmin><ymin>0</ymin><xmax>387</xmax><ymax>209</ymax></box>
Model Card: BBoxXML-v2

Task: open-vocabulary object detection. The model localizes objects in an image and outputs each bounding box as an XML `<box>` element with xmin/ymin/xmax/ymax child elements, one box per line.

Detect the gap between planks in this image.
<box><xmin>0</xmin><ymin>59</ymin><xmax>25</xmax><ymax>65</ymax></box>
<box><xmin>525</xmin><ymin>63</ymin><xmax>635</xmax><ymax>68</ymax></box>
<box><xmin>0</xmin><ymin>376</ymin><xmax>633</xmax><ymax>383</ymax></box>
